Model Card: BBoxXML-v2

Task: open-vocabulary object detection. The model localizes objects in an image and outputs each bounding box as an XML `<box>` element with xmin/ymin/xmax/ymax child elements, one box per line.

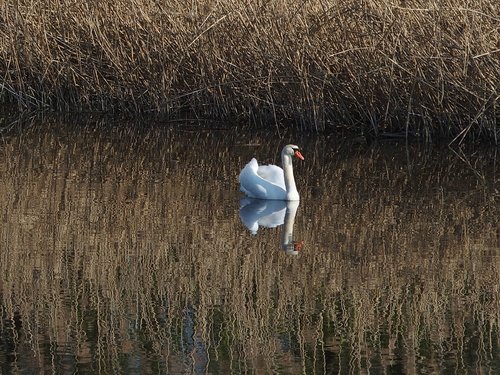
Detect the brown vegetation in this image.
<box><xmin>1</xmin><ymin>1</ymin><xmax>499</xmax><ymax>141</ymax></box>
<box><xmin>0</xmin><ymin>119</ymin><xmax>498</xmax><ymax>373</ymax></box>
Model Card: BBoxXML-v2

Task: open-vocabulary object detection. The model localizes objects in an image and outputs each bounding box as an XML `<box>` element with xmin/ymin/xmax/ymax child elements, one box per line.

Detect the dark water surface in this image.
<box><xmin>0</xmin><ymin>118</ymin><xmax>498</xmax><ymax>374</ymax></box>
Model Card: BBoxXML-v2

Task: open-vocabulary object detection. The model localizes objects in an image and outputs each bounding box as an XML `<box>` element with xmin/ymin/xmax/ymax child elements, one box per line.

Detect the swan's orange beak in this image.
<box><xmin>294</xmin><ymin>150</ymin><xmax>304</xmax><ymax>160</ymax></box>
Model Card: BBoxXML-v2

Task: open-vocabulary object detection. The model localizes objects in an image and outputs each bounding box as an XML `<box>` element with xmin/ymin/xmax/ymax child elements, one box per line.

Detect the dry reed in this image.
<box><xmin>0</xmin><ymin>1</ymin><xmax>499</xmax><ymax>141</ymax></box>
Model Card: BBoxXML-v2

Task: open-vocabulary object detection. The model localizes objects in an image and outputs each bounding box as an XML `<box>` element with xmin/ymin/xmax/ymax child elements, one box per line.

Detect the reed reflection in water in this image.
<box><xmin>0</xmin><ymin>118</ymin><xmax>498</xmax><ymax>374</ymax></box>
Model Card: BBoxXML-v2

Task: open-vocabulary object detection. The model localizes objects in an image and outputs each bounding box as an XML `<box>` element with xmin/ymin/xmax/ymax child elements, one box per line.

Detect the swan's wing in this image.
<box><xmin>239</xmin><ymin>158</ymin><xmax>286</xmax><ymax>200</ymax></box>
<box><xmin>256</xmin><ymin>165</ymin><xmax>285</xmax><ymax>189</ymax></box>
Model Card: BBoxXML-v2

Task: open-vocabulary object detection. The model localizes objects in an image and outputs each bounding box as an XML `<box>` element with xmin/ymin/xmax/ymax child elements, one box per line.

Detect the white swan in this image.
<box><xmin>239</xmin><ymin>144</ymin><xmax>304</xmax><ymax>201</ymax></box>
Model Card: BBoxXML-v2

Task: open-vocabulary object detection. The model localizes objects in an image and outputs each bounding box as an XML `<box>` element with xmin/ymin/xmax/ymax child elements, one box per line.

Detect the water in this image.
<box><xmin>0</xmin><ymin>117</ymin><xmax>498</xmax><ymax>374</ymax></box>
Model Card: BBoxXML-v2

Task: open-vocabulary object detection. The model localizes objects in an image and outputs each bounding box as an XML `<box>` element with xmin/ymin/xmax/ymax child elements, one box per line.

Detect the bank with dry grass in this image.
<box><xmin>1</xmin><ymin>1</ymin><xmax>499</xmax><ymax>141</ymax></box>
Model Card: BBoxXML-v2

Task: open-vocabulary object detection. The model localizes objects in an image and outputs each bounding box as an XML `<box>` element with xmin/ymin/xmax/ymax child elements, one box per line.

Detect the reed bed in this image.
<box><xmin>1</xmin><ymin>1</ymin><xmax>499</xmax><ymax>141</ymax></box>
<box><xmin>0</xmin><ymin>119</ymin><xmax>498</xmax><ymax>373</ymax></box>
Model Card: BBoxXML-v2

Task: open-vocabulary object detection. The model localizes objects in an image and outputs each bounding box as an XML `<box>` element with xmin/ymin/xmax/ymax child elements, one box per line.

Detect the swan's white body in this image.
<box><xmin>239</xmin><ymin>145</ymin><xmax>303</xmax><ymax>201</ymax></box>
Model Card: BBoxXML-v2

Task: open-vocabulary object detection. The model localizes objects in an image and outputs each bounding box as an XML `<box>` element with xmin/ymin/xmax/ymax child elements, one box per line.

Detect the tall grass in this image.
<box><xmin>1</xmin><ymin>1</ymin><xmax>499</xmax><ymax>140</ymax></box>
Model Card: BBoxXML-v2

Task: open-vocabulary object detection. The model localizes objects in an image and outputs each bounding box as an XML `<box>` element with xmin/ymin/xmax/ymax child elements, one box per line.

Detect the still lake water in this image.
<box><xmin>0</xmin><ymin>117</ymin><xmax>498</xmax><ymax>374</ymax></box>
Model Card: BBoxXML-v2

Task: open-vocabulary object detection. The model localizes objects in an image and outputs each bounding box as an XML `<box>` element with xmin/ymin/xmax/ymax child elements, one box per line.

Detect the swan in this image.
<box><xmin>239</xmin><ymin>144</ymin><xmax>304</xmax><ymax>201</ymax></box>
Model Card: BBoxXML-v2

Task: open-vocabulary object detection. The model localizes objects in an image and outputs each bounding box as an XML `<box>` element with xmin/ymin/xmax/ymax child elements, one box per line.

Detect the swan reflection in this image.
<box><xmin>239</xmin><ymin>198</ymin><xmax>303</xmax><ymax>255</ymax></box>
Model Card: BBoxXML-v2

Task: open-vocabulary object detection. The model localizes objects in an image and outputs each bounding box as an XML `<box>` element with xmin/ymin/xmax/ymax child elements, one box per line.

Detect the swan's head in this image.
<box><xmin>283</xmin><ymin>144</ymin><xmax>304</xmax><ymax>160</ymax></box>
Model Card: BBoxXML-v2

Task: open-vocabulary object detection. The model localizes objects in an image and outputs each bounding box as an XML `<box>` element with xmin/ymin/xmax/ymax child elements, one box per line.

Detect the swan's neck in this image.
<box><xmin>282</xmin><ymin>153</ymin><xmax>299</xmax><ymax>200</ymax></box>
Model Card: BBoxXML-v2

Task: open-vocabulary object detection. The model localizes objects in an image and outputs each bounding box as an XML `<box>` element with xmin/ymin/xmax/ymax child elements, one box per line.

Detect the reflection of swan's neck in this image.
<box><xmin>282</xmin><ymin>200</ymin><xmax>299</xmax><ymax>253</ymax></box>
<box><xmin>282</xmin><ymin>153</ymin><xmax>299</xmax><ymax>201</ymax></box>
